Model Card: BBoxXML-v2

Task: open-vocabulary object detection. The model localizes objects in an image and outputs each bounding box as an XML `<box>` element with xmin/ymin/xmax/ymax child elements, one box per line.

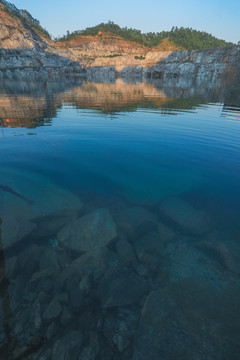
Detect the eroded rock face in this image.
<box><xmin>0</xmin><ymin>2</ymin><xmax>84</xmax><ymax>78</ymax></box>
<box><xmin>85</xmin><ymin>46</ymin><xmax>240</xmax><ymax>89</ymax></box>
<box><xmin>0</xmin><ymin>48</ymin><xmax>85</xmax><ymax>80</ymax></box>
<box><xmin>0</xmin><ymin>2</ymin><xmax>46</xmax><ymax>50</ymax></box>
<box><xmin>57</xmin><ymin>208</ymin><xmax>117</xmax><ymax>252</ymax></box>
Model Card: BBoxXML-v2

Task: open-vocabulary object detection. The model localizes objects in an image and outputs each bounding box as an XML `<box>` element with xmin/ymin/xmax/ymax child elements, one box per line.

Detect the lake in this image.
<box><xmin>0</xmin><ymin>78</ymin><xmax>240</xmax><ymax>359</ymax></box>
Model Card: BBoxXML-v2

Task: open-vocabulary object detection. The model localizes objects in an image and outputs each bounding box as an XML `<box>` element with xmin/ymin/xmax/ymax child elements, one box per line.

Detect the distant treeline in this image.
<box><xmin>56</xmin><ymin>21</ymin><xmax>233</xmax><ymax>50</ymax></box>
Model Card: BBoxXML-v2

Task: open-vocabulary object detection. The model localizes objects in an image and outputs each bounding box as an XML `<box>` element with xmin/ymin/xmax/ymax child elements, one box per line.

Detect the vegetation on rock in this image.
<box><xmin>56</xmin><ymin>21</ymin><xmax>233</xmax><ymax>50</ymax></box>
<box><xmin>0</xmin><ymin>0</ymin><xmax>51</xmax><ymax>39</ymax></box>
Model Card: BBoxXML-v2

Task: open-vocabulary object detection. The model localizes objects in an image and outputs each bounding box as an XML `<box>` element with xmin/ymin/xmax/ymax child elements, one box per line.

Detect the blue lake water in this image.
<box><xmin>0</xmin><ymin>79</ymin><xmax>240</xmax><ymax>359</ymax></box>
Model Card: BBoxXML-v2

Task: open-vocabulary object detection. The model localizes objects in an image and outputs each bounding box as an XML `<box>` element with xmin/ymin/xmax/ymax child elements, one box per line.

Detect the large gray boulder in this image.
<box><xmin>57</xmin><ymin>208</ymin><xmax>117</xmax><ymax>252</ymax></box>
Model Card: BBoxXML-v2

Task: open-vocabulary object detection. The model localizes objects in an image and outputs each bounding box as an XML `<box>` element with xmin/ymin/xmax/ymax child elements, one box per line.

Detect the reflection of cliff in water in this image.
<box><xmin>58</xmin><ymin>79</ymin><xmax>171</xmax><ymax>113</ymax></box>
<box><xmin>221</xmin><ymin>87</ymin><xmax>240</xmax><ymax>122</ymax></box>
<box><xmin>0</xmin><ymin>78</ymin><xmax>239</xmax><ymax>128</ymax></box>
<box><xmin>0</xmin><ymin>78</ymin><xmax>84</xmax><ymax>128</ymax></box>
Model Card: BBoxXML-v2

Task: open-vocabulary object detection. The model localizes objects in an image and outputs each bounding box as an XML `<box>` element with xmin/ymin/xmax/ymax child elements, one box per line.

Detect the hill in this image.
<box><xmin>56</xmin><ymin>21</ymin><xmax>233</xmax><ymax>51</ymax></box>
<box><xmin>0</xmin><ymin>0</ymin><xmax>238</xmax><ymax>82</ymax></box>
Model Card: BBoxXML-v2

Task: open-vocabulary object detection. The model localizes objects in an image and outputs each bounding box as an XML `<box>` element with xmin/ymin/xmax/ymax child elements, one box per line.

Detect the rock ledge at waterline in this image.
<box><xmin>0</xmin><ymin>46</ymin><xmax>239</xmax><ymax>87</ymax></box>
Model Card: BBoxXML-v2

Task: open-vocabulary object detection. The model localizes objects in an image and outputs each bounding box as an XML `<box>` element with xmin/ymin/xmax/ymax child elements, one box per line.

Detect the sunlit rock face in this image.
<box><xmin>0</xmin><ymin>2</ymin><xmax>85</xmax><ymax>79</ymax></box>
<box><xmin>0</xmin><ymin>1</ymin><xmax>239</xmax><ymax>84</ymax></box>
<box><xmin>0</xmin><ymin>1</ymin><xmax>47</xmax><ymax>49</ymax></box>
<box><xmin>86</xmin><ymin>46</ymin><xmax>240</xmax><ymax>89</ymax></box>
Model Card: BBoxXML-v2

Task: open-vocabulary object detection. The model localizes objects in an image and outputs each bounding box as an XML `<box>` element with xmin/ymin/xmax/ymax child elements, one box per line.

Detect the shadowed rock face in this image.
<box><xmin>0</xmin><ymin>48</ymin><xmax>85</xmax><ymax>79</ymax></box>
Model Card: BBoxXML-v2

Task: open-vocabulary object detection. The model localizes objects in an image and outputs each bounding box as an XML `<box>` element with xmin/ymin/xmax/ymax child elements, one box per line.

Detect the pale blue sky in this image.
<box><xmin>13</xmin><ymin>0</ymin><xmax>239</xmax><ymax>43</ymax></box>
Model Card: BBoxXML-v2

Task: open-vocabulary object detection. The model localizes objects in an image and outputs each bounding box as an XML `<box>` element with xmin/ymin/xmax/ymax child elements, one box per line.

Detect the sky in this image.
<box><xmin>12</xmin><ymin>0</ymin><xmax>240</xmax><ymax>43</ymax></box>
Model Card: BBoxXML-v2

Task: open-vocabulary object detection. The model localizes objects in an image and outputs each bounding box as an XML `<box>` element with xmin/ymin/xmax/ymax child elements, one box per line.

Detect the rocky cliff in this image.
<box><xmin>0</xmin><ymin>48</ymin><xmax>85</xmax><ymax>79</ymax></box>
<box><xmin>0</xmin><ymin>0</ymin><xmax>239</xmax><ymax>85</ymax></box>
<box><xmin>0</xmin><ymin>0</ymin><xmax>50</xmax><ymax>49</ymax></box>
<box><xmin>0</xmin><ymin>0</ymin><xmax>85</xmax><ymax>78</ymax></box>
<box><xmin>87</xmin><ymin>46</ymin><xmax>240</xmax><ymax>89</ymax></box>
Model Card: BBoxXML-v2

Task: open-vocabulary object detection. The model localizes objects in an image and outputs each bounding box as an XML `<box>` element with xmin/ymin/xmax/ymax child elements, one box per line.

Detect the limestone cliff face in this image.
<box><xmin>87</xmin><ymin>46</ymin><xmax>240</xmax><ymax>88</ymax></box>
<box><xmin>0</xmin><ymin>48</ymin><xmax>85</xmax><ymax>79</ymax></box>
<box><xmin>0</xmin><ymin>1</ymin><xmax>48</xmax><ymax>49</ymax></box>
<box><xmin>0</xmin><ymin>0</ymin><xmax>239</xmax><ymax>84</ymax></box>
<box><xmin>0</xmin><ymin>1</ymin><xmax>85</xmax><ymax>78</ymax></box>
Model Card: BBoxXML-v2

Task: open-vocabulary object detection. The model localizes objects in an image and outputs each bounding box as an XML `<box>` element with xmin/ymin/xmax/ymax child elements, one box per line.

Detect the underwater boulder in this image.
<box><xmin>1</xmin><ymin>215</ymin><xmax>36</xmax><ymax>250</ymax></box>
<box><xmin>57</xmin><ymin>208</ymin><xmax>117</xmax><ymax>252</ymax></box>
<box><xmin>159</xmin><ymin>197</ymin><xmax>211</xmax><ymax>234</ymax></box>
<box><xmin>0</xmin><ymin>168</ymin><xmax>83</xmax><ymax>221</ymax></box>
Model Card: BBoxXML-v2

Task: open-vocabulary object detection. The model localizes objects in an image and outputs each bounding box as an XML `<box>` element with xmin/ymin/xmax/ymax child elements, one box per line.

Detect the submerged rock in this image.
<box><xmin>51</xmin><ymin>331</ymin><xmax>83</xmax><ymax>360</ymax></box>
<box><xmin>165</xmin><ymin>237</ymin><xmax>227</xmax><ymax>285</ymax></box>
<box><xmin>0</xmin><ymin>169</ymin><xmax>83</xmax><ymax>221</ymax></box>
<box><xmin>78</xmin><ymin>346</ymin><xmax>96</xmax><ymax>360</ymax></box>
<box><xmin>133</xmin><ymin>232</ymin><xmax>163</xmax><ymax>272</ymax></box>
<box><xmin>57</xmin><ymin>208</ymin><xmax>117</xmax><ymax>252</ymax></box>
<box><xmin>115</xmin><ymin>236</ymin><xmax>137</xmax><ymax>265</ymax></box>
<box><xmin>194</xmin><ymin>233</ymin><xmax>240</xmax><ymax>275</ymax></box>
<box><xmin>134</xmin><ymin>232</ymin><xmax>163</xmax><ymax>260</ymax></box>
<box><xmin>103</xmin><ymin>309</ymin><xmax>139</xmax><ymax>354</ymax></box>
<box><xmin>96</xmin><ymin>267</ymin><xmax>150</xmax><ymax>308</ymax></box>
<box><xmin>157</xmin><ymin>222</ymin><xmax>176</xmax><ymax>242</ymax></box>
<box><xmin>71</xmin><ymin>247</ymin><xmax>118</xmax><ymax>279</ymax></box>
<box><xmin>113</xmin><ymin>206</ymin><xmax>157</xmax><ymax>237</ymax></box>
<box><xmin>1</xmin><ymin>215</ymin><xmax>36</xmax><ymax>250</ymax></box>
<box><xmin>159</xmin><ymin>196</ymin><xmax>210</xmax><ymax>234</ymax></box>
<box><xmin>133</xmin><ymin>280</ymin><xmax>240</xmax><ymax>360</ymax></box>
<box><xmin>43</xmin><ymin>300</ymin><xmax>62</xmax><ymax>321</ymax></box>
<box><xmin>32</xmin><ymin>207</ymin><xmax>82</xmax><ymax>238</ymax></box>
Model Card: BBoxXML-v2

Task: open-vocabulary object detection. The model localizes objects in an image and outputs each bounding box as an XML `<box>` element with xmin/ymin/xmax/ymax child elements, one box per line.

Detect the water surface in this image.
<box><xmin>0</xmin><ymin>78</ymin><xmax>240</xmax><ymax>359</ymax></box>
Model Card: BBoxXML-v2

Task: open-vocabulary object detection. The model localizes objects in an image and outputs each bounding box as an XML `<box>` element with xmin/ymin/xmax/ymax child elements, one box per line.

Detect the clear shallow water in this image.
<box><xmin>0</xmin><ymin>79</ymin><xmax>240</xmax><ymax>359</ymax></box>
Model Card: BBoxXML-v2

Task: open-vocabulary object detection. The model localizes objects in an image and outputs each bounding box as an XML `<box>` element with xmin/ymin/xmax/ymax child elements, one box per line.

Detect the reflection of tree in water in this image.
<box><xmin>0</xmin><ymin>218</ymin><xmax>44</xmax><ymax>359</ymax></box>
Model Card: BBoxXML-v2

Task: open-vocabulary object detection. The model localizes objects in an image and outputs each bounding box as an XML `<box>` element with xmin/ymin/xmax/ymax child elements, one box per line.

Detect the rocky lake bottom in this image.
<box><xmin>0</xmin><ymin>78</ymin><xmax>240</xmax><ymax>359</ymax></box>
